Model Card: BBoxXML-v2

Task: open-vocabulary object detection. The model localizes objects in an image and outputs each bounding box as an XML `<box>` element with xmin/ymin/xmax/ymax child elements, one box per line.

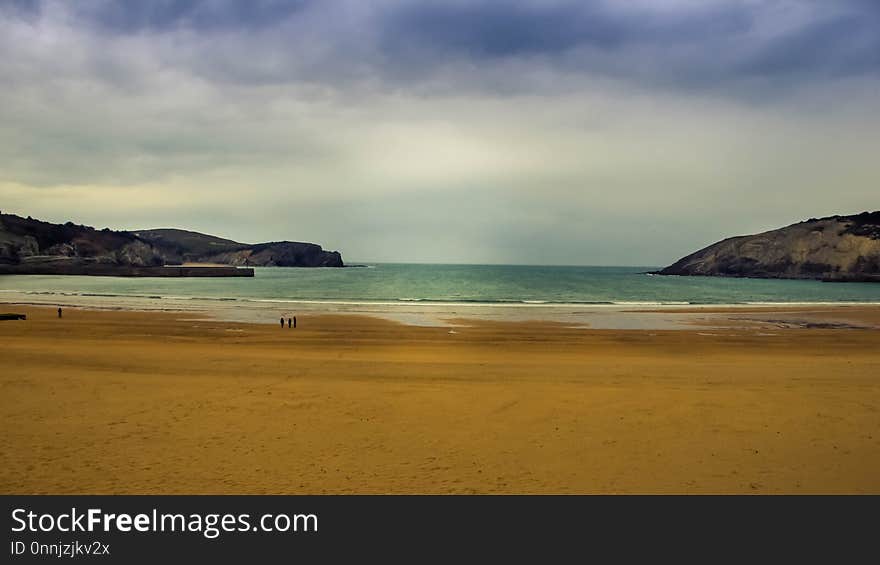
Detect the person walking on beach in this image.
<box><xmin>58</xmin><ymin>307</ymin><xmax>62</xmax><ymax>319</ymax></box>
<box><xmin>287</xmin><ymin>318</ymin><xmax>292</xmax><ymax>328</ymax></box>
<box><xmin>280</xmin><ymin>317</ymin><xmax>284</xmax><ymax>329</ymax></box>
<box><xmin>293</xmin><ymin>316</ymin><xmax>297</xmax><ymax>329</ymax></box>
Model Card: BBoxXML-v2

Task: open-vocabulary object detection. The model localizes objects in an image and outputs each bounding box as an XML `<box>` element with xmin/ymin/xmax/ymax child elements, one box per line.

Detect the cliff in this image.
<box><xmin>658</xmin><ymin>212</ymin><xmax>880</xmax><ymax>282</ymax></box>
<box><xmin>0</xmin><ymin>213</ymin><xmax>165</xmax><ymax>268</ymax></box>
<box><xmin>133</xmin><ymin>229</ymin><xmax>344</xmax><ymax>267</ymax></box>
<box><xmin>0</xmin><ymin>213</ymin><xmax>344</xmax><ymax>275</ymax></box>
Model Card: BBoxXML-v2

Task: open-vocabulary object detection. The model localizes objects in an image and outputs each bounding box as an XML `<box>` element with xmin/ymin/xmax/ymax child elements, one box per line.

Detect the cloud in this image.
<box><xmin>69</xmin><ymin>0</ymin><xmax>312</xmax><ymax>33</ymax></box>
<box><xmin>379</xmin><ymin>1</ymin><xmax>753</xmax><ymax>57</ymax></box>
<box><xmin>5</xmin><ymin>1</ymin><xmax>877</xmax><ymax>93</ymax></box>
<box><xmin>0</xmin><ymin>1</ymin><xmax>878</xmax><ymax>264</ymax></box>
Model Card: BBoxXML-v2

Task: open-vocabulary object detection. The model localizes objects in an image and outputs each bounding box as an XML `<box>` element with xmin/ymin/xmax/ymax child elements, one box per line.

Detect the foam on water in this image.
<box><xmin>2</xmin><ymin>264</ymin><xmax>879</xmax><ymax>326</ymax></box>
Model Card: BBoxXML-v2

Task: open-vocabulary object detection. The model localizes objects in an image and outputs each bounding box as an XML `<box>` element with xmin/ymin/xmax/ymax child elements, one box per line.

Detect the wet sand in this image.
<box><xmin>1</xmin><ymin>304</ymin><xmax>879</xmax><ymax>493</ymax></box>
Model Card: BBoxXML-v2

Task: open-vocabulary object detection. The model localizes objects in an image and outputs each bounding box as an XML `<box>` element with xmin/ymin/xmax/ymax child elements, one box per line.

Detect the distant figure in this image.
<box><xmin>287</xmin><ymin>318</ymin><xmax>292</xmax><ymax>328</ymax></box>
<box><xmin>293</xmin><ymin>316</ymin><xmax>297</xmax><ymax>329</ymax></box>
<box><xmin>58</xmin><ymin>307</ymin><xmax>62</xmax><ymax>319</ymax></box>
<box><xmin>279</xmin><ymin>317</ymin><xmax>284</xmax><ymax>329</ymax></box>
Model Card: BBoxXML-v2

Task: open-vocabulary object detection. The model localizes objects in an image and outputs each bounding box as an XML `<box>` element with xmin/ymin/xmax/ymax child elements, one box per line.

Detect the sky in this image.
<box><xmin>0</xmin><ymin>0</ymin><xmax>878</xmax><ymax>265</ymax></box>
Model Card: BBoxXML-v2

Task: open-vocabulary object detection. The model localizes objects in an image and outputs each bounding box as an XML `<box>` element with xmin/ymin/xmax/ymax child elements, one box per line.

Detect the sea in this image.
<box><xmin>2</xmin><ymin>264</ymin><xmax>879</xmax><ymax>328</ymax></box>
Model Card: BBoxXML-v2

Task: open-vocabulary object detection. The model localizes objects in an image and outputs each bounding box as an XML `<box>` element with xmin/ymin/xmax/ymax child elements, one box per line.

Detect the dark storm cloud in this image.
<box><xmin>0</xmin><ymin>0</ymin><xmax>41</xmax><ymax>18</ymax></box>
<box><xmin>376</xmin><ymin>0</ymin><xmax>880</xmax><ymax>90</ymax></box>
<box><xmin>4</xmin><ymin>1</ymin><xmax>877</xmax><ymax>93</ymax></box>
<box><xmin>737</xmin><ymin>4</ymin><xmax>880</xmax><ymax>79</ymax></box>
<box><xmin>379</xmin><ymin>1</ymin><xmax>751</xmax><ymax>57</ymax></box>
<box><xmin>71</xmin><ymin>0</ymin><xmax>312</xmax><ymax>32</ymax></box>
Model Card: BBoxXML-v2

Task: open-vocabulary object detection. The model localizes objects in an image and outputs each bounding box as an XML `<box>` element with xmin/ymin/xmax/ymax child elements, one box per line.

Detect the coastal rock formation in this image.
<box><xmin>0</xmin><ymin>213</ymin><xmax>165</xmax><ymax>267</ymax></box>
<box><xmin>133</xmin><ymin>229</ymin><xmax>344</xmax><ymax>267</ymax></box>
<box><xmin>658</xmin><ymin>212</ymin><xmax>880</xmax><ymax>282</ymax></box>
<box><xmin>0</xmin><ymin>213</ymin><xmax>344</xmax><ymax>274</ymax></box>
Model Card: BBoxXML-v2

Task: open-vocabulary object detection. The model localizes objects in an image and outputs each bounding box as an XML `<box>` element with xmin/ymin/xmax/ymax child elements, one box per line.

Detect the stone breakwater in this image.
<box><xmin>0</xmin><ymin>264</ymin><xmax>254</xmax><ymax>277</ymax></box>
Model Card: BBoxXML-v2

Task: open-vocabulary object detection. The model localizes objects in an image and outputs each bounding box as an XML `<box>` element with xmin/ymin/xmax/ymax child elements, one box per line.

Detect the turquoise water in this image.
<box><xmin>1</xmin><ymin>264</ymin><xmax>879</xmax><ymax>306</ymax></box>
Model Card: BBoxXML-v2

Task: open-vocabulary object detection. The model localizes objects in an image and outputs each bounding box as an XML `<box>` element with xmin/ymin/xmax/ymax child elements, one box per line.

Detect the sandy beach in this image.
<box><xmin>1</xmin><ymin>304</ymin><xmax>879</xmax><ymax>494</ymax></box>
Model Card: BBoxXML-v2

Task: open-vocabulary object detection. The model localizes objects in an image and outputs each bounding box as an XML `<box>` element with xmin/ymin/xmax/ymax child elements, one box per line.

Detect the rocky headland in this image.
<box><xmin>0</xmin><ymin>213</ymin><xmax>344</xmax><ymax>276</ymax></box>
<box><xmin>657</xmin><ymin>212</ymin><xmax>880</xmax><ymax>282</ymax></box>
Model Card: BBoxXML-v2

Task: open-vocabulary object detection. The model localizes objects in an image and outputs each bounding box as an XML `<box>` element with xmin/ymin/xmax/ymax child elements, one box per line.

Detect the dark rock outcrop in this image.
<box><xmin>0</xmin><ymin>313</ymin><xmax>27</xmax><ymax>320</ymax></box>
<box><xmin>658</xmin><ymin>212</ymin><xmax>880</xmax><ymax>282</ymax></box>
<box><xmin>0</xmin><ymin>213</ymin><xmax>165</xmax><ymax>268</ymax></box>
<box><xmin>0</xmin><ymin>213</ymin><xmax>344</xmax><ymax>275</ymax></box>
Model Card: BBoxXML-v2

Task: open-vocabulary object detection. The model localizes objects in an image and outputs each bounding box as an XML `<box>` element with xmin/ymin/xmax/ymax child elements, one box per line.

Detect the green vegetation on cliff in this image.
<box><xmin>0</xmin><ymin>213</ymin><xmax>344</xmax><ymax>273</ymax></box>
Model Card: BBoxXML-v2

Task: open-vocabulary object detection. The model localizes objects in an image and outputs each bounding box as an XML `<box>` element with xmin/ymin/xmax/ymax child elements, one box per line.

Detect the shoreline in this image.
<box><xmin>5</xmin><ymin>288</ymin><xmax>880</xmax><ymax>307</ymax></box>
<box><xmin>3</xmin><ymin>292</ymin><xmax>880</xmax><ymax>330</ymax></box>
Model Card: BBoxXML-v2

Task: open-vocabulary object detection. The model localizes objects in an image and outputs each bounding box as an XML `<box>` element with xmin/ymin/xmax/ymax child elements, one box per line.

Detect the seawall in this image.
<box><xmin>0</xmin><ymin>264</ymin><xmax>254</xmax><ymax>277</ymax></box>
